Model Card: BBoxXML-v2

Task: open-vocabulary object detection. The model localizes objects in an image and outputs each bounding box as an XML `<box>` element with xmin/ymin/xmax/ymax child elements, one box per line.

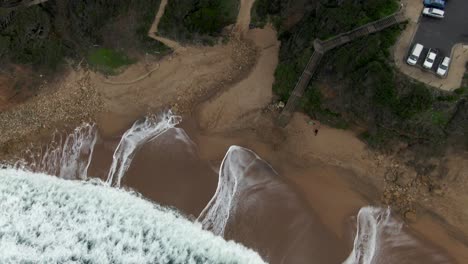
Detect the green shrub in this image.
<box><xmin>430</xmin><ymin>111</ymin><xmax>449</xmax><ymax>128</ymax></box>
<box><xmin>158</xmin><ymin>0</ymin><xmax>239</xmax><ymax>43</ymax></box>
<box><xmin>394</xmin><ymin>83</ymin><xmax>433</xmax><ymax>119</ymax></box>
<box><xmin>360</xmin><ymin>129</ymin><xmax>394</xmax><ymax>148</ymax></box>
<box><xmin>1</xmin><ymin>0</ymin><xmax>164</xmax><ymax>70</ymax></box>
<box><xmin>87</xmin><ymin>48</ymin><xmax>135</xmax><ymax>75</ymax></box>
<box><xmin>272</xmin><ymin>63</ymin><xmax>299</xmax><ymax>101</ymax></box>
<box><xmin>1</xmin><ymin>6</ymin><xmax>66</xmax><ymax>70</ymax></box>
<box><xmin>454</xmin><ymin>87</ymin><xmax>467</xmax><ymax>95</ymax></box>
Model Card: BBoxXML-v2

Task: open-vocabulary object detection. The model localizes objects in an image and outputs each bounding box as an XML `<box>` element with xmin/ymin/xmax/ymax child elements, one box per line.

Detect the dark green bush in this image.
<box><xmin>158</xmin><ymin>0</ymin><xmax>239</xmax><ymax>43</ymax></box>
<box><xmin>1</xmin><ymin>0</ymin><xmax>164</xmax><ymax>70</ymax></box>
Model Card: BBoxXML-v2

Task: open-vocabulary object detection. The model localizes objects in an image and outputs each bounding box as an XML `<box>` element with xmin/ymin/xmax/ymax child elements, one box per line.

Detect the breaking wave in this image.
<box><xmin>197</xmin><ymin>146</ymin><xmax>244</xmax><ymax>236</ymax></box>
<box><xmin>344</xmin><ymin>207</ymin><xmax>452</xmax><ymax>264</ymax></box>
<box><xmin>107</xmin><ymin>112</ymin><xmax>181</xmax><ymax>187</ymax></box>
<box><xmin>0</xmin><ymin>168</ymin><xmax>266</xmax><ymax>264</ymax></box>
<box><xmin>14</xmin><ymin>123</ymin><xmax>98</xmax><ymax>180</ymax></box>
<box><xmin>0</xmin><ymin>112</ymin><xmax>453</xmax><ymax>263</ymax></box>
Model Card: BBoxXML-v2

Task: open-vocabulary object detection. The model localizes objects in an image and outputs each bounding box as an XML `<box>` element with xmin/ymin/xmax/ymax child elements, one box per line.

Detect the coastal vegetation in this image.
<box><xmin>254</xmin><ymin>0</ymin><xmax>467</xmax><ymax>151</ymax></box>
<box><xmin>0</xmin><ymin>0</ymin><xmax>165</xmax><ymax>71</ymax></box>
<box><xmin>158</xmin><ymin>0</ymin><xmax>240</xmax><ymax>44</ymax></box>
<box><xmin>87</xmin><ymin>48</ymin><xmax>135</xmax><ymax>75</ymax></box>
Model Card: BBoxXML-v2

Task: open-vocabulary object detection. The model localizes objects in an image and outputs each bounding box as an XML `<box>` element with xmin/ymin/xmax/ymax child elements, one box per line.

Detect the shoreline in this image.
<box><xmin>0</xmin><ymin>3</ymin><xmax>467</xmax><ymax>262</ymax></box>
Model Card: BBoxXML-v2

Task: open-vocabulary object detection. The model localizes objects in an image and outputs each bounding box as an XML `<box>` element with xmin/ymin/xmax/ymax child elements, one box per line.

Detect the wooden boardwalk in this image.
<box><xmin>278</xmin><ymin>11</ymin><xmax>407</xmax><ymax>127</ymax></box>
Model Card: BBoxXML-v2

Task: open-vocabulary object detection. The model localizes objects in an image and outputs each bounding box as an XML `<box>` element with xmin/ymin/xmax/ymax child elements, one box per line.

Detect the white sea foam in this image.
<box><xmin>343</xmin><ymin>207</ymin><xmax>452</xmax><ymax>264</ymax></box>
<box><xmin>106</xmin><ymin>111</ymin><xmax>181</xmax><ymax>187</ymax></box>
<box><xmin>198</xmin><ymin>146</ymin><xmax>274</xmax><ymax>236</ymax></box>
<box><xmin>344</xmin><ymin>207</ymin><xmax>390</xmax><ymax>264</ymax></box>
<box><xmin>0</xmin><ymin>168</ymin><xmax>267</xmax><ymax>264</ymax></box>
<box><xmin>14</xmin><ymin>123</ymin><xmax>98</xmax><ymax>180</ymax></box>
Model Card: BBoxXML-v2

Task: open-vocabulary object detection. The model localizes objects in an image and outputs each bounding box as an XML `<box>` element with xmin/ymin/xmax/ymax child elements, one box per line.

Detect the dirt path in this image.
<box><xmin>235</xmin><ymin>0</ymin><xmax>256</xmax><ymax>35</ymax></box>
<box><xmin>149</xmin><ymin>0</ymin><xmax>167</xmax><ymax>34</ymax></box>
<box><xmin>148</xmin><ymin>0</ymin><xmax>184</xmax><ymax>52</ymax></box>
<box><xmin>394</xmin><ymin>0</ymin><xmax>467</xmax><ymax>91</ymax></box>
<box><xmin>101</xmin><ymin>64</ymin><xmax>160</xmax><ymax>85</ymax></box>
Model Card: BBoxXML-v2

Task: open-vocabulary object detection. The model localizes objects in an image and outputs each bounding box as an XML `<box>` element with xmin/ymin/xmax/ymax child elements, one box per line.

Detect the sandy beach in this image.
<box><xmin>1</xmin><ymin>0</ymin><xmax>467</xmax><ymax>262</ymax></box>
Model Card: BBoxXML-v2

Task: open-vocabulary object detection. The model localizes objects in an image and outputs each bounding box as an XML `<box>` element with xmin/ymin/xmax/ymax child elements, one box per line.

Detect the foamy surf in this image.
<box><xmin>344</xmin><ymin>207</ymin><xmax>452</xmax><ymax>264</ymax></box>
<box><xmin>107</xmin><ymin>111</ymin><xmax>181</xmax><ymax>187</ymax></box>
<box><xmin>198</xmin><ymin>146</ymin><xmax>276</xmax><ymax>236</ymax></box>
<box><xmin>13</xmin><ymin>123</ymin><xmax>98</xmax><ymax>180</ymax></box>
<box><xmin>0</xmin><ymin>168</ymin><xmax>267</xmax><ymax>264</ymax></box>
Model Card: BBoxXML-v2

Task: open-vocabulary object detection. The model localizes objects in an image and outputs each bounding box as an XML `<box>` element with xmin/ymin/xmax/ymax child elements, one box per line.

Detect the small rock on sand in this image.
<box><xmin>404</xmin><ymin>210</ymin><xmax>417</xmax><ymax>222</ymax></box>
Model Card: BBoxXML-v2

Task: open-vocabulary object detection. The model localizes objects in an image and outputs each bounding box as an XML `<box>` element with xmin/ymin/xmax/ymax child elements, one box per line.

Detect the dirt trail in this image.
<box><xmin>101</xmin><ymin>64</ymin><xmax>160</xmax><ymax>85</ymax></box>
<box><xmin>149</xmin><ymin>0</ymin><xmax>167</xmax><ymax>34</ymax></box>
<box><xmin>148</xmin><ymin>0</ymin><xmax>184</xmax><ymax>52</ymax></box>
<box><xmin>235</xmin><ymin>0</ymin><xmax>256</xmax><ymax>35</ymax></box>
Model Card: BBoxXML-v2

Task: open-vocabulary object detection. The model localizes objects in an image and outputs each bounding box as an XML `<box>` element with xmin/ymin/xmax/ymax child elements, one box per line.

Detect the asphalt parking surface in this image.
<box><xmin>410</xmin><ymin>0</ymin><xmax>468</xmax><ymax>71</ymax></box>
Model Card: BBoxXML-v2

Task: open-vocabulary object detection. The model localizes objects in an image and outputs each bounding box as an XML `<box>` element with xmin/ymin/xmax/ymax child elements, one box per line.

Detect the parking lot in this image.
<box><xmin>409</xmin><ymin>0</ymin><xmax>468</xmax><ymax>73</ymax></box>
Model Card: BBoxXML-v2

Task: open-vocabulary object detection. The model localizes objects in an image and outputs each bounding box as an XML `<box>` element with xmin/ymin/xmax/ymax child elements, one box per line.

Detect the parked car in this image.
<box><xmin>436</xmin><ymin>57</ymin><xmax>451</xmax><ymax>76</ymax></box>
<box><xmin>422</xmin><ymin>7</ymin><xmax>445</xmax><ymax>18</ymax></box>
<box><xmin>423</xmin><ymin>0</ymin><xmax>446</xmax><ymax>10</ymax></box>
<box><xmin>407</xmin><ymin>43</ymin><xmax>424</xmax><ymax>65</ymax></box>
<box><xmin>423</xmin><ymin>48</ymin><xmax>438</xmax><ymax>69</ymax></box>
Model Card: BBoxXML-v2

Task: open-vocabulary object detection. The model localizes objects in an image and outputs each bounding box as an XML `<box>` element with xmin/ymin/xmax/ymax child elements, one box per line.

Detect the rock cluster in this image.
<box><xmin>382</xmin><ymin>157</ymin><xmax>446</xmax><ymax>222</ymax></box>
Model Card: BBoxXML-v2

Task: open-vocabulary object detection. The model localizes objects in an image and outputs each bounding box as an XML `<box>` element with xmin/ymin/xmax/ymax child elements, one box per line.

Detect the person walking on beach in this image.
<box><xmin>314</xmin><ymin>120</ymin><xmax>321</xmax><ymax>136</ymax></box>
<box><xmin>308</xmin><ymin>118</ymin><xmax>321</xmax><ymax>136</ymax></box>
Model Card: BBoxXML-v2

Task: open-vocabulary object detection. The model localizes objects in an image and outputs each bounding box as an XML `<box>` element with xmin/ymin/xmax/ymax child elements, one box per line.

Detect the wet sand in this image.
<box><xmin>87</xmin><ymin>118</ymin><xmax>350</xmax><ymax>263</ymax></box>
<box><xmin>79</xmin><ymin>115</ymin><xmax>456</xmax><ymax>263</ymax></box>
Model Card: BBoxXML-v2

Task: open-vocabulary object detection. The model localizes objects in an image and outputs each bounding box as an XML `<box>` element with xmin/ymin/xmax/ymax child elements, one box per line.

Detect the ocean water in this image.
<box><xmin>0</xmin><ymin>168</ymin><xmax>266</xmax><ymax>263</ymax></box>
<box><xmin>0</xmin><ymin>112</ymin><xmax>455</xmax><ymax>263</ymax></box>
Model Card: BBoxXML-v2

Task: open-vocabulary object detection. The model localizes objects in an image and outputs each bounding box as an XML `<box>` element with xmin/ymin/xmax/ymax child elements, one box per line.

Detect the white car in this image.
<box><xmin>422</xmin><ymin>7</ymin><xmax>445</xmax><ymax>18</ymax></box>
<box><xmin>436</xmin><ymin>57</ymin><xmax>450</xmax><ymax>77</ymax></box>
<box><xmin>423</xmin><ymin>49</ymin><xmax>437</xmax><ymax>69</ymax></box>
<box><xmin>407</xmin><ymin>43</ymin><xmax>424</xmax><ymax>65</ymax></box>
